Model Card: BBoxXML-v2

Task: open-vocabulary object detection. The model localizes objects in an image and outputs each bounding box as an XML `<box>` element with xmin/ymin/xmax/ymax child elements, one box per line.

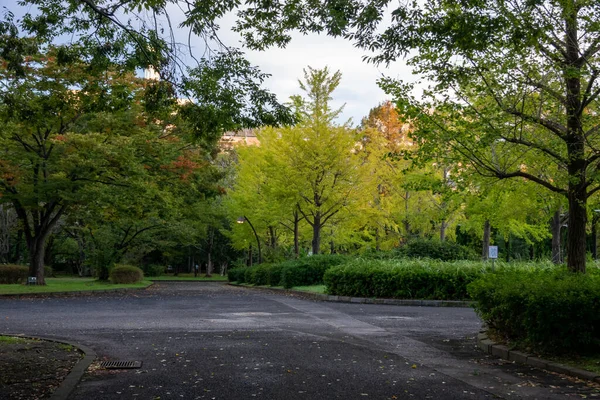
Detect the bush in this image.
<box><xmin>44</xmin><ymin>266</ymin><xmax>54</xmax><ymax>278</ymax></box>
<box><xmin>397</xmin><ymin>239</ymin><xmax>478</xmax><ymax>261</ymax></box>
<box><xmin>280</xmin><ymin>254</ymin><xmax>348</xmax><ymax>289</ymax></box>
<box><xmin>227</xmin><ymin>255</ymin><xmax>347</xmax><ymax>288</ymax></box>
<box><xmin>468</xmin><ymin>269</ymin><xmax>600</xmax><ymax>354</ymax></box>
<box><xmin>142</xmin><ymin>264</ymin><xmax>164</xmax><ymax>277</ymax></box>
<box><xmin>324</xmin><ymin>259</ymin><xmax>486</xmax><ymax>300</ymax></box>
<box><xmin>109</xmin><ymin>265</ymin><xmax>144</xmax><ymax>284</ymax></box>
<box><xmin>0</xmin><ymin>265</ymin><xmax>28</xmax><ymax>284</ymax></box>
<box><xmin>228</xmin><ymin>268</ymin><xmax>247</xmax><ymax>283</ymax></box>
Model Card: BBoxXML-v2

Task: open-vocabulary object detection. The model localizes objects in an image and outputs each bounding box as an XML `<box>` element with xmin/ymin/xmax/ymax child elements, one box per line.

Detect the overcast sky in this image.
<box><xmin>171</xmin><ymin>7</ymin><xmax>416</xmax><ymax>126</ymax></box>
<box><xmin>7</xmin><ymin>1</ymin><xmax>416</xmax><ymax>125</ymax></box>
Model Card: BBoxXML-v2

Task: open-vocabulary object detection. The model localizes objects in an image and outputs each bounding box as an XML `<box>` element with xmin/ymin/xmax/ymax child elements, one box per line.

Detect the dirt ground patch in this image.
<box><xmin>0</xmin><ymin>336</ymin><xmax>82</xmax><ymax>400</ymax></box>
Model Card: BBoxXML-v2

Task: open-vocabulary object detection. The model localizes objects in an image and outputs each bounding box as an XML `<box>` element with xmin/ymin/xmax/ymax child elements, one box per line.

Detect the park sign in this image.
<box><xmin>488</xmin><ymin>246</ymin><xmax>498</xmax><ymax>259</ymax></box>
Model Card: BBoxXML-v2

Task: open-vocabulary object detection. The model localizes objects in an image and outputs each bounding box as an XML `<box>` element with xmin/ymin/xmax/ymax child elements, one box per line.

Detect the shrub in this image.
<box><xmin>397</xmin><ymin>239</ymin><xmax>477</xmax><ymax>261</ymax></box>
<box><xmin>280</xmin><ymin>254</ymin><xmax>348</xmax><ymax>289</ymax></box>
<box><xmin>324</xmin><ymin>259</ymin><xmax>486</xmax><ymax>300</ymax></box>
<box><xmin>142</xmin><ymin>264</ymin><xmax>164</xmax><ymax>277</ymax></box>
<box><xmin>44</xmin><ymin>266</ymin><xmax>54</xmax><ymax>278</ymax></box>
<box><xmin>0</xmin><ymin>265</ymin><xmax>28</xmax><ymax>284</ymax></box>
<box><xmin>109</xmin><ymin>265</ymin><xmax>144</xmax><ymax>284</ymax></box>
<box><xmin>227</xmin><ymin>268</ymin><xmax>247</xmax><ymax>283</ymax></box>
<box><xmin>468</xmin><ymin>269</ymin><xmax>600</xmax><ymax>354</ymax></box>
<box><xmin>227</xmin><ymin>255</ymin><xmax>347</xmax><ymax>288</ymax></box>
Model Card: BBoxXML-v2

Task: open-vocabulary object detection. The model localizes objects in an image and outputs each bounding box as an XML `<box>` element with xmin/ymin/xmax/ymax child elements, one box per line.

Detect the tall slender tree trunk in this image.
<box><xmin>482</xmin><ymin>219</ymin><xmax>491</xmax><ymax>260</ymax></box>
<box><xmin>592</xmin><ymin>215</ymin><xmax>598</xmax><ymax>260</ymax></box>
<box><xmin>268</xmin><ymin>226</ymin><xmax>276</xmax><ymax>248</ymax></box>
<box><xmin>293</xmin><ymin>211</ymin><xmax>300</xmax><ymax>259</ymax></box>
<box><xmin>551</xmin><ymin>210</ymin><xmax>562</xmax><ymax>264</ymax></box>
<box><xmin>439</xmin><ymin>220</ymin><xmax>447</xmax><ymax>242</ymax></box>
<box><xmin>312</xmin><ymin>213</ymin><xmax>321</xmax><ymax>255</ymax></box>
<box><xmin>564</xmin><ymin>6</ymin><xmax>587</xmax><ymax>273</ymax></box>
<box><xmin>206</xmin><ymin>228</ymin><xmax>214</xmax><ymax>277</ymax></box>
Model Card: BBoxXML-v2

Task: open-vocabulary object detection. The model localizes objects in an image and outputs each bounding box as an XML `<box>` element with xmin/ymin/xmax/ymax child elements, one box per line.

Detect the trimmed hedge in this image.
<box><xmin>324</xmin><ymin>259</ymin><xmax>486</xmax><ymax>300</ymax></box>
<box><xmin>397</xmin><ymin>239</ymin><xmax>478</xmax><ymax>261</ymax></box>
<box><xmin>0</xmin><ymin>265</ymin><xmax>28</xmax><ymax>284</ymax></box>
<box><xmin>228</xmin><ymin>267</ymin><xmax>246</xmax><ymax>283</ymax></box>
<box><xmin>280</xmin><ymin>255</ymin><xmax>348</xmax><ymax>289</ymax></box>
<box><xmin>110</xmin><ymin>265</ymin><xmax>144</xmax><ymax>284</ymax></box>
<box><xmin>227</xmin><ymin>255</ymin><xmax>348</xmax><ymax>288</ymax></box>
<box><xmin>468</xmin><ymin>269</ymin><xmax>600</xmax><ymax>354</ymax></box>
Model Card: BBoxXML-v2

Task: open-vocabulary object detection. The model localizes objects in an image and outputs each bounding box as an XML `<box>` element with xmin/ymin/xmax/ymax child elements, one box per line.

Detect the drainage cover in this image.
<box><xmin>100</xmin><ymin>361</ymin><xmax>142</xmax><ymax>369</ymax></box>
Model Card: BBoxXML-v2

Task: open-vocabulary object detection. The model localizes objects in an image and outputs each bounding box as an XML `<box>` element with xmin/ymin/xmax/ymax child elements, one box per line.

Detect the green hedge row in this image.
<box><xmin>228</xmin><ymin>255</ymin><xmax>348</xmax><ymax>288</ymax></box>
<box><xmin>0</xmin><ymin>265</ymin><xmax>54</xmax><ymax>284</ymax></box>
<box><xmin>0</xmin><ymin>265</ymin><xmax>29</xmax><ymax>284</ymax></box>
<box><xmin>323</xmin><ymin>259</ymin><xmax>487</xmax><ymax>300</ymax></box>
<box><xmin>468</xmin><ymin>268</ymin><xmax>600</xmax><ymax>354</ymax></box>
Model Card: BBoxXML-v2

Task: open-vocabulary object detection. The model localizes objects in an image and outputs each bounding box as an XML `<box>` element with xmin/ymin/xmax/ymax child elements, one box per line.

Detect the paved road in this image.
<box><xmin>0</xmin><ymin>282</ymin><xmax>597</xmax><ymax>399</ymax></box>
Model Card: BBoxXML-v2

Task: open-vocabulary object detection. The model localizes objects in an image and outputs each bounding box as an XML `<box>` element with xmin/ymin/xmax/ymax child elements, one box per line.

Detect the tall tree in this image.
<box><xmin>234</xmin><ymin>0</ymin><xmax>600</xmax><ymax>273</ymax></box>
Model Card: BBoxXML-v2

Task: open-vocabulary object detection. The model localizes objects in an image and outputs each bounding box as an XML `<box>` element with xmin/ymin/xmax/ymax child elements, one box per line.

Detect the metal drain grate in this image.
<box><xmin>100</xmin><ymin>361</ymin><xmax>142</xmax><ymax>369</ymax></box>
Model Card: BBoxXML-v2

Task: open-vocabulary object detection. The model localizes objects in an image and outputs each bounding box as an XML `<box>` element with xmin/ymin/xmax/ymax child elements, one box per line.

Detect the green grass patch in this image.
<box><xmin>293</xmin><ymin>285</ymin><xmax>326</xmax><ymax>294</ymax></box>
<box><xmin>150</xmin><ymin>274</ymin><xmax>228</xmax><ymax>281</ymax></box>
<box><xmin>0</xmin><ymin>336</ymin><xmax>31</xmax><ymax>344</ymax></box>
<box><xmin>0</xmin><ymin>277</ymin><xmax>152</xmax><ymax>295</ymax></box>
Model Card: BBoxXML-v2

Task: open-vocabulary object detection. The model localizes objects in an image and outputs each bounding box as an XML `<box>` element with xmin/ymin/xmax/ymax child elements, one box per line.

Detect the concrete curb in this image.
<box><xmin>229</xmin><ymin>283</ymin><xmax>474</xmax><ymax>308</ymax></box>
<box><xmin>476</xmin><ymin>331</ymin><xmax>600</xmax><ymax>382</ymax></box>
<box><xmin>5</xmin><ymin>334</ymin><xmax>96</xmax><ymax>400</ymax></box>
<box><xmin>0</xmin><ymin>282</ymin><xmax>154</xmax><ymax>299</ymax></box>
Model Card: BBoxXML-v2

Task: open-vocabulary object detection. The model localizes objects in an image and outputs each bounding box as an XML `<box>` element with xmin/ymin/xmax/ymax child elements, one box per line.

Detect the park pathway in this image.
<box><xmin>0</xmin><ymin>282</ymin><xmax>597</xmax><ymax>399</ymax></box>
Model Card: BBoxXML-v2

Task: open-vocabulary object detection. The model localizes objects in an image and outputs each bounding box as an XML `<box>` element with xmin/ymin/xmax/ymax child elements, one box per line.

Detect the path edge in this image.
<box><xmin>476</xmin><ymin>331</ymin><xmax>600</xmax><ymax>383</ymax></box>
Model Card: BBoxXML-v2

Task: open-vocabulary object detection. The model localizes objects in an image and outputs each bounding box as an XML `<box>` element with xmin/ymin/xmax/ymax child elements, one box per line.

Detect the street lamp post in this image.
<box><xmin>237</xmin><ymin>216</ymin><xmax>262</xmax><ymax>264</ymax></box>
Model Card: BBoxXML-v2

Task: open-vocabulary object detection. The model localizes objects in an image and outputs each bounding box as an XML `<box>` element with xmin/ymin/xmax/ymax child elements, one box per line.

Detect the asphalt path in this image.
<box><xmin>0</xmin><ymin>282</ymin><xmax>598</xmax><ymax>399</ymax></box>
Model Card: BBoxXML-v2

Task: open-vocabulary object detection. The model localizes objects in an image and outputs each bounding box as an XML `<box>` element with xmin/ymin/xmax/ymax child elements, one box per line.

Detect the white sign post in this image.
<box><xmin>488</xmin><ymin>246</ymin><xmax>498</xmax><ymax>271</ymax></box>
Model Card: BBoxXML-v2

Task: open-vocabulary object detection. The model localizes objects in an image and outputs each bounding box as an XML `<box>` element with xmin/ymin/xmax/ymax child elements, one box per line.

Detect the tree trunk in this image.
<box><xmin>268</xmin><ymin>226</ymin><xmax>276</xmax><ymax>248</ymax></box>
<box><xmin>563</xmin><ymin>5</ymin><xmax>587</xmax><ymax>273</ymax></box>
<box><xmin>567</xmin><ymin>187</ymin><xmax>587</xmax><ymax>272</ymax></box>
<box><xmin>593</xmin><ymin>215</ymin><xmax>598</xmax><ymax>260</ymax></box>
<box><xmin>482</xmin><ymin>219</ymin><xmax>491</xmax><ymax>260</ymax></box>
<box><xmin>551</xmin><ymin>210</ymin><xmax>562</xmax><ymax>264</ymax></box>
<box><xmin>293</xmin><ymin>211</ymin><xmax>300</xmax><ymax>259</ymax></box>
<box><xmin>29</xmin><ymin>236</ymin><xmax>46</xmax><ymax>285</ymax></box>
<box><xmin>439</xmin><ymin>220</ymin><xmax>447</xmax><ymax>242</ymax></box>
<box><xmin>205</xmin><ymin>228</ymin><xmax>214</xmax><ymax>277</ymax></box>
<box><xmin>375</xmin><ymin>227</ymin><xmax>380</xmax><ymax>252</ymax></box>
<box><xmin>312</xmin><ymin>213</ymin><xmax>321</xmax><ymax>255</ymax></box>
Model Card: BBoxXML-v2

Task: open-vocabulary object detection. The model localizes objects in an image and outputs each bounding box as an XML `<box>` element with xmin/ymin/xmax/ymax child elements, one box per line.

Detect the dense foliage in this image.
<box><xmin>324</xmin><ymin>259</ymin><xmax>487</xmax><ymax>300</ymax></box>
<box><xmin>397</xmin><ymin>239</ymin><xmax>478</xmax><ymax>261</ymax></box>
<box><xmin>228</xmin><ymin>254</ymin><xmax>347</xmax><ymax>288</ymax></box>
<box><xmin>469</xmin><ymin>269</ymin><xmax>600</xmax><ymax>354</ymax></box>
<box><xmin>109</xmin><ymin>265</ymin><xmax>144</xmax><ymax>284</ymax></box>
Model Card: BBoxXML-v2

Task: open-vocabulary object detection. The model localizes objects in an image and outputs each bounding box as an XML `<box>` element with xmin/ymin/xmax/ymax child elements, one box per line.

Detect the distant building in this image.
<box><xmin>219</xmin><ymin>129</ymin><xmax>260</xmax><ymax>149</ymax></box>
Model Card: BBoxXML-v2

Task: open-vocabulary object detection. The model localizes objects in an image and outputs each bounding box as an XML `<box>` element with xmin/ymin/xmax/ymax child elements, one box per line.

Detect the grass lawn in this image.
<box><xmin>150</xmin><ymin>274</ymin><xmax>228</xmax><ymax>281</ymax></box>
<box><xmin>0</xmin><ymin>277</ymin><xmax>152</xmax><ymax>295</ymax></box>
<box><xmin>293</xmin><ymin>285</ymin><xmax>326</xmax><ymax>294</ymax></box>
